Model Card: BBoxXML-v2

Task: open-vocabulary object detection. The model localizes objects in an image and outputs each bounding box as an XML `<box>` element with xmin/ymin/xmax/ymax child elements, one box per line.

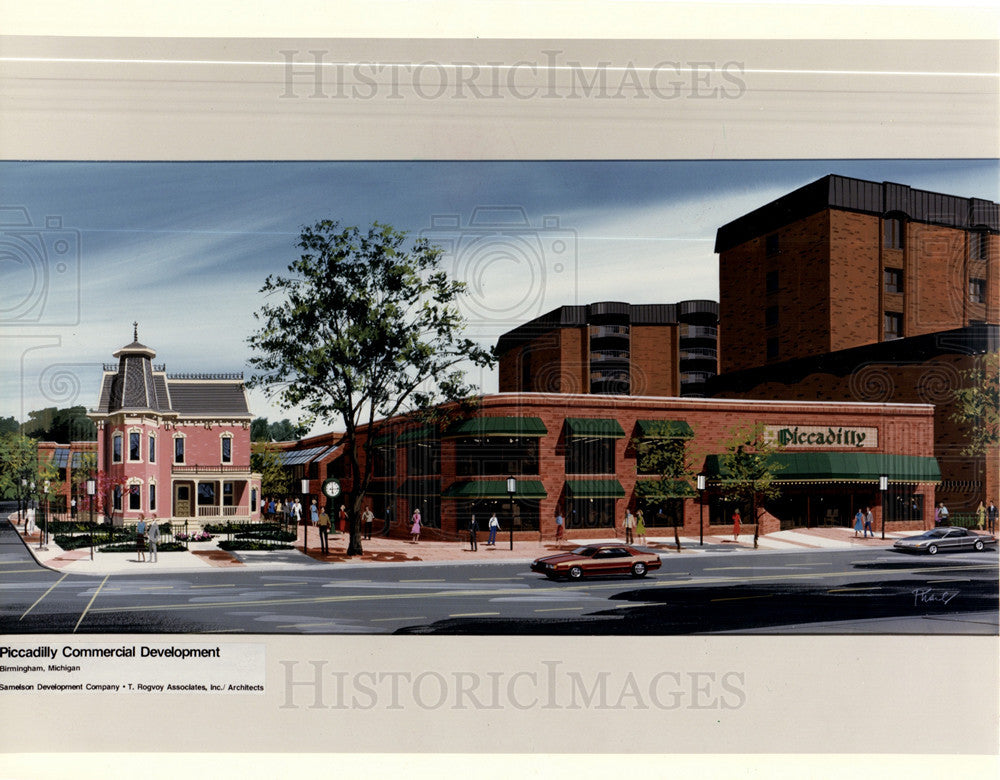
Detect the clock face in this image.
<box><xmin>322</xmin><ymin>479</ymin><xmax>341</xmax><ymax>498</ymax></box>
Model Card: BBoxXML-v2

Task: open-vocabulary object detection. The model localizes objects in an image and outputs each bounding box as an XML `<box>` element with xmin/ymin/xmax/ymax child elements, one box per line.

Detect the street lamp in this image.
<box><xmin>19</xmin><ymin>477</ymin><xmax>27</xmax><ymax>526</ymax></box>
<box><xmin>506</xmin><ymin>475</ymin><xmax>517</xmax><ymax>551</ymax></box>
<box><xmin>301</xmin><ymin>478</ymin><xmax>310</xmax><ymax>553</ymax></box>
<box><xmin>697</xmin><ymin>473</ymin><xmax>707</xmax><ymax>546</ymax></box>
<box><xmin>42</xmin><ymin>479</ymin><xmax>50</xmax><ymax>549</ymax></box>
<box><xmin>86</xmin><ymin>479</ymin><xmax>96</xmax><ymax>561</ymax></box>
<box><xmin>879</xmin><ymin>474</ymin><xmax>889</xmax><ymax>540</ymax></box>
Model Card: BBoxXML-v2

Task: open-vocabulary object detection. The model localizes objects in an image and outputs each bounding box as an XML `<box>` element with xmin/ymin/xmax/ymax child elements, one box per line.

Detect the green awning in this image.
<box><xmin>369</xmin><ymin>432</ymin><xmax>395</xmax><ymax>447</ymax></box>
<box><xmin>565</xmin><ymin>418</ymin><xmax>626</xmax><ymax>438</ymax></box>
<box><xmin>442</xmin><ymin>480</ymin><xmax>548</xmax><ymax>499</ymax></box>
<box><xmin>634</xmin><ymin>478</ymin><xmax>697</xmax><ymax>498</ymax></box>
<box><xmin>445</xmin><ymin>417</ymin><xmax>548</xmax><ymax>438</ymax></box>
<box><xmin>397</xmin><ymin>425</ymin><xmax>437</xmax><ymax>444</ymax></box>
<box><xmin>564</xmin><ymin>479</ymin><xmax>626</xmax><ymax>499</ymax></box>
<box><xmin>702</xmin><ymin>453</ymin><xmax>941</xmax><ymax>484</ymax></box>
<box><xmin>636</xmin><ymin>419</ymin><xmax>694</xmax><ymax>439</ymax></box>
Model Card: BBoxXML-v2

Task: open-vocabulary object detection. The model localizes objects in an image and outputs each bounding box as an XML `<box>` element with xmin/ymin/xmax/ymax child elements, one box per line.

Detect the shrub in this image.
<box><xmin>217</xmin><ymin>540</ymin><xmax>294</xmax><ymax>551</ymax></box>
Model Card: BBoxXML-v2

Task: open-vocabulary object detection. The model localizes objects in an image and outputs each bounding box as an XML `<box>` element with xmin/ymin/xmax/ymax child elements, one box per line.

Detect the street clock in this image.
<box><xmin>322</xmin><ymin>478</ymin><xmax>342</xmax><ymax>499</ymax></box>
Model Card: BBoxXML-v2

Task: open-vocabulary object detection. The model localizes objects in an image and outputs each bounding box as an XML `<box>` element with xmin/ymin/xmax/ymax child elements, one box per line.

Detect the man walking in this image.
<box><xmin>555</xmin><ymin>511</ymin><xmax>565</xmax><ymax>545</ymax></box>
<box><xmin>362</xmin><ymin>506</ymin><xmax>374</xmax><ymax>540</ymax></box>
<box><xmin>469</xmin><ymin>513</ymin><xmax>478</xmax><ymax>551</ymax></box>
<box><xmin>317</xmin><ymin>507</ymin><xmax>331</xmax><ymax>554</ymax></box>
<box><xmin>623</xmin><ymin>509</ymin><xmax>635</xmax><ymax>544</ymax></box>
<box><xmin>863</xmin><ymin>507</ymin><xmax>874</xmax><ymax>538</ymax></box>
<box><xmin>987</xmin><ymin>499</ymin><xmax>998</xmax><ymax>535</ymax></box>
<box><xmin>487</xmin><ymin>512</ymin><xmax>499</xmax><ymax>546</ymax></box>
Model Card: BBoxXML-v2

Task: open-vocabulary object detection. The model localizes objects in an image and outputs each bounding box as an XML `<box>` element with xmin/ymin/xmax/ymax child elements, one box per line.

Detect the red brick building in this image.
<box><xmin>86</xmin><ymin>330</ymin><xmax>261</xmax><ymax>525</ymax></box>
<box><xmin>716</xmin><ymin>175</ymin><xmax>998</xmax><ymax>373</ymax></box>
<box><xmin>496</xmin><ymin>301</ymin><xmax>719</xmax><ymax>397</ymax></box>
<box><xmin>298</xmin><ymin>393</ymin><xmax>939</xmax><ymax>539</ymax></box>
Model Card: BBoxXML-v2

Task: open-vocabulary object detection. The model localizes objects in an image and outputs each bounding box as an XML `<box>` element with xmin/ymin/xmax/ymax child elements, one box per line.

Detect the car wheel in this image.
<box><xmin>927</xmin><ymin>544</ymin><xmax>938</xmax><ymax>555</ymax></box>
<box><xmin>568</xmin><ymin>566</ymin><xmax>583</xmax><ymax>580</ymax></box>
<box><xmin>631</xmin><ymin>562</ymin><xmax>647</xmax><ymax>578</ymax></box>
<box><xmin>974</xmin><ymin>540</ymin><xmax>984</xmax><ymax>552</ymax></box>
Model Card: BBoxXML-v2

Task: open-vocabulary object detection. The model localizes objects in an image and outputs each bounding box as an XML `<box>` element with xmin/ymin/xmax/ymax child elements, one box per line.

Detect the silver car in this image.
<box><xmin>892</xmin><ymin>527</ymin><xmax>997</xmax><ymax>555</ymax></box>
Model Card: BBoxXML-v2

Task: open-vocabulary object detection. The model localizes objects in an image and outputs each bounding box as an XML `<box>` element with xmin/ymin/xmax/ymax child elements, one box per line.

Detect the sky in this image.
<box><xmin>2</xmin><ymin>158</ymin><xmax>997</xmax><ymax>436</ymax></box>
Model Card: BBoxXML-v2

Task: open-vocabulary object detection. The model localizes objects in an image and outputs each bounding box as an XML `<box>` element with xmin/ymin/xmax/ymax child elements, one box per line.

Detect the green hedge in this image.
<box><xmin>236</xmin><ymin>528</ymin><xmax>297</xmax><ymax>542</ymax></box>
<box><xmin>98</xmin><ymin>542</ymin><xmax>186</xmax><ymax>553</ymax></box>
<box><xmin>217</xmin><ymin>540</ymin><xmax>294</xmax><ymax>551</ymax></box>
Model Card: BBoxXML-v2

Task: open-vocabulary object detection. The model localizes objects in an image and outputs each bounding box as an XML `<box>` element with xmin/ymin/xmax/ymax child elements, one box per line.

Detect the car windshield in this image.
<box><xmin>572</xmin><ymin>546</ymin><xmax>599</xmax><ymax>557</ymax></box>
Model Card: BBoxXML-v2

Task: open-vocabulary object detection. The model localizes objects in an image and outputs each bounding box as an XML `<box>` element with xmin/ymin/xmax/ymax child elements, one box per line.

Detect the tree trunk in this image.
<box><xmin>345</xmin><ymin>441</ymin><xmax>364</xmax><ymax>556</ymax></box>
<box><xmin>752</xmin><ymin>494</ymin><xmax>760</xmax><ymax>549</ymax></box>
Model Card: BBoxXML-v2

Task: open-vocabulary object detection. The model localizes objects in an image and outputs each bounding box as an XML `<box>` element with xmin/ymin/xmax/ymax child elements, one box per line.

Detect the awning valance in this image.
<box><xmin>398</xmin><ymin>425</ymin><xmax>438</xmax><ymax>444</ymax></box>
<box><xmin>445</xmin><ymin>417</ymin><xmax>548</xmax><ymax>438</ymax></box>
<box><xmin>442</xmin><ymin>480</ymin><xmax>547</xmax><ymax>499</ymax></box>
<box><xmin>564</xmin><ymin>418</ymin><xmax>626</xmax><ymax>438</ymax></box>
<box><xmin>635</xmin><ymin>419</ymin><xmax>694</xmax><ymax>439</ymax></box>
<box><xmin>564</xmin><ymin>479</ymin><xmax>626</xmax><ymax>499</ymax></box>
<box><xmin>702</xmin><ymin>453</ymin><xmax>941</xmax><ymax>484</ymax></box>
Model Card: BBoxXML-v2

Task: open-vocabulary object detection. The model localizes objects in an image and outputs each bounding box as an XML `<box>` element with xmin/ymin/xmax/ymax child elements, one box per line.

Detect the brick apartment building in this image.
<box><xmin>496</xmin><ymin>300</ymin><xmax>719</xmax><ymax>397</ymax></box>
<box><xmin>716</xmin><ymin>174</ymin><xmax>997</xmax><ymax>372</ymax></box>
<box><xmin>710</xmin><ymin>175</ymin><xmax>999</xmax><ymax>510</ymax></box>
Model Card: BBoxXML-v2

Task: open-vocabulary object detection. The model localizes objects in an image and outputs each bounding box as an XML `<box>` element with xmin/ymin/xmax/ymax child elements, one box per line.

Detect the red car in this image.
<box><xmin>531</xmin><ymin>543</ymin><xmax>662</xmax><ymax>580</ymax></box>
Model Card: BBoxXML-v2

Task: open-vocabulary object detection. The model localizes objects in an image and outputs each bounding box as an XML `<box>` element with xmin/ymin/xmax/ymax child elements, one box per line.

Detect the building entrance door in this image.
<box><xmin>174</xmin><ymin>484</ymin><xmax>192</xmax><ymax>518</ymax></box>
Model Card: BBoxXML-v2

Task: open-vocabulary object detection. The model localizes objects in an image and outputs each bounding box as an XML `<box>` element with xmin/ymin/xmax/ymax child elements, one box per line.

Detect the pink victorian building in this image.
<box><xmin>88</xmin><ymin>329</ymin><xmax>261</xmax><ymax>526</ymax></box>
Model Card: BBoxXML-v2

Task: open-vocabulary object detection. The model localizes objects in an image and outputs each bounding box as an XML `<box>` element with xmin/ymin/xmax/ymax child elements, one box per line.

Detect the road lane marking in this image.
<box><xmin>828</xmin><ymin>587</ymin><xmax>882</xmax><ymax>592</ymax></box>
<box><xmin>449</xmin><ymin>612</ymin><xmax>499</xmax><ymax>617</ymax></box>
<box><xmin>534</xmin><ymin>607</ymin><xmax>583</xmax><ymax>613</ymax></box>
<box><xmin>189</xmin><ymin>584</ymin><xmax>236</xmax><ymax>589</ymax></box>
<box><xmin>2</xmin><ymin>569</ymin><xmax>54</xmax><ymax>574</ymax></box>
<box><xmin>470</xmin><ymin>577</ymin><xmax>514</xmax><ymax>581</ymax></box>
<box><xmin>711</xmin><ymin>594</ymin><xmax>775</xmax><ymax>602</ymax></box>
<box><xmin>264</xmin><ymin>582</ymin><xmax>310</xmax><ymax>587</ymax></box>
<box><xmin>370</xmin><ymin>616</ymin><xmax>427</xmax><ymax>622</ymax></box>
<box><xmin>140</xmin><ymin>586</ymin><xmax>173</xmax><ymax>590</ymax></box>
<box><xmin>277</xmin><ymin>622</ymin><xmax>337</xmax><ymax>629</ymax></box>
<box><xmin>74</xmin><ymin>574</ymin><xmax>110</xmax><ymax>633</ymax></box>
<box><xmin>20</xmin><ymin>572</ymin><xmax>69</xmax><ymax>620</ymax></box>
<box><xmin>401</xmin><ymin>579</ymin><xmax>445</xmax><ymax>583</ymax></box>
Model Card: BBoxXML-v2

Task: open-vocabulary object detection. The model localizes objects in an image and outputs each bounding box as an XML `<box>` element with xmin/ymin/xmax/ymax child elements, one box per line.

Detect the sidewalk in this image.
<box><xmin>5</xmin><ymin>514</ymin><xmax>920</xmax><ymax>576</ymax></box>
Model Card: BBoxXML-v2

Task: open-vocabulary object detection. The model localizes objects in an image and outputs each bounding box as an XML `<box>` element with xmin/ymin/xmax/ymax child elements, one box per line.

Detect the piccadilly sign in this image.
<box><xmin>764</xmin><ymin>425</ymin><xmax>878</xmax><ymax>449</ymax></box>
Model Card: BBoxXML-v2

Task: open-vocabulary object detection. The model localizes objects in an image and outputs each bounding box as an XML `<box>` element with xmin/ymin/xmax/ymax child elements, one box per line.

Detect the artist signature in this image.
<box><xmin>912</xmin><ymin>588</ymin><xmax>959</xmax><ymax>607</ymax></box>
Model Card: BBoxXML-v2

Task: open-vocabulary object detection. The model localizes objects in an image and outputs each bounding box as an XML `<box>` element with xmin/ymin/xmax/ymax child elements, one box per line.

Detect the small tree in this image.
<box><xmin>633</xmin><ymin>424</ymin><xmax>697</xmax><ymax>551</ymax></box>
<box><xmin>952</xmin><ymin>352</ymin><xmax>999</xmax><ymax>501</ymax></box>
<box><xmin>718</xmin><ymin>422</ymin><xmax>784</xmax><ymax>549</ymax></box>
<box><xmin>247</xmin><ymin>220</ymin><xmax>495</xmax><ymax>556</ymax></box>
<box><xmin>71</xmin><ymin>452</ymin><xmax>98</xmax><ymax>517</ymax></box>
<box><xmin>251</xmin><ymin>442</ymin><xmax>291</xmax><ymax>500</ymax></box>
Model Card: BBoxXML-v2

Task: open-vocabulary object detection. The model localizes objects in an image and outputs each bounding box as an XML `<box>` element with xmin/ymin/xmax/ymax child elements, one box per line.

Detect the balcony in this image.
<box><xmin>172</xmin><ymin>465</ymin><xmax>252</xmax><ymax>476</ymax></box>
<box><xmin>679</xmin><ymin>324</ymin><xmax>718</xmax><ymax>340</ymax></box>
<box><xmin>196</xmin><ymin>506</ymin><xmax>251</xmax><ymax>518</ymax></box>
<box><xmin>590</xmin><ymin>349</ymin><xmax>630</xmax><ymax>364</ymax></box>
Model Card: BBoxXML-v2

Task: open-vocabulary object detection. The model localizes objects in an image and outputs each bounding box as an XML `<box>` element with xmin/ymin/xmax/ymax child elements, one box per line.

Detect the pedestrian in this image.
<box><xmin>487</xmin><ymin>512</ymin><xmax>499</xmax><ymax>546</ymax></box>
<box><xmin>268</xmin><ymin>498</ymin><xmax>276</xmax><ymax>520</ymax></box>
<box><xmin>987</xmin><ymin>500</ymin><xmax>998</xmax><ymax>535</ymax></box>
<box><xmin>338</xmin><ymin>505</ymin><xmax>349</xmax><ymax>534</ymax></box>
<box><xmin>635</xmin><ymin>509</ymin><xmax>646</xmax><ymax>544</ymax></box>
<box><xmin>863</xmin><ymin>507</ymin><xmax>874</xmax><ymax>538</ymax></box>
<box><xmin>292</xmin><ymin>498</ymin><xmax>303</xmax><ymax>527</ymax></box>
<box><xmin>976</xmin><ymin>501</ymin><xmax>986</xmax><ymax>530</ymax></box>
<box><xmin>623</xmin><ymin>508</ymin><xmax>635</xmax><ymax>544</ymax></box>
<box><xmin>382</xmin><ymin>506</ymin><xmax>392</xmax><ymax>536</ymax></box>
<box><xmin>147</xmin><ymin>516</ymin><xmax>159</xmax><ymax>563</ymax></box>
<box><xmin>555</xmin><ymin>511</ymin><xmax>565</xmax><ymax>544</ymax></box>
<box><xmin>71</xmin><ymin>497</ymin><xmax>77</xmax><ymax>519</ymax></box>
<box><xmin>410</xmin><ymin>508</ymin><xmax>421</xmax><ymax>543</ymax></box>
<box><xmin>935</xmin><ymin>502</ymin><xmax>949</xmax><ymax>526</ymax></box>
<box><xmin>261</xmin><ymin>496</ymin><xmax>267</xmax><ymax>519</ymax></box>
<box><xmin>362</xmin><ymin>506</ymin><xmax>374</xmax><ymax>540</ymax></box>
<box><xmin>136</xmin><ymin>515</ymin><xmax>147</xmax><ymax>562</ymax></box>
<box><xmin>469</xmin><ymin>513</ymin><xmax>478</xmax><ymax>551</ymax></box>
<box><xmin>310</xmin><ymin>499</ymin><xmax>319</xmax><ymax>526</ymax></box>
<box><xmin>732</xmin><ymin>508</ymin><xmax>742</xmax><ymax>542</ymax></box>
<box><xmin>317</xmin><ymin>508</ymin><xmax>331</xmax><ymax>554</ymax></box>
<box><xmin>853</xmin><ymin>508</ymin><xmax>864</xmax><ymax>537</ymax></box>
<box><xmin>275</xmin><ymin>499</ymin><xmax>283</xmax><ymax>524</ymax></box>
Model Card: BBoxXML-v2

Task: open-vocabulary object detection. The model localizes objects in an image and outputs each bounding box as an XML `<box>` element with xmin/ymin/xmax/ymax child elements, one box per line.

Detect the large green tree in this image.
<box><xmin>251</xmin><ymin>442</ymin><xmax>291</xmax><ymax>499</ymax></box>
<box><xmin>718</xmin><ymin>422</ymin><xmax>785</xmax><ymax>549</ymax></box>
<box><xmin>952</xmin><ymin>352</ymin><xmax>999</xmax><ymax>500</ymax></box>
<box><xmin>250</xmin><ymin>417</ymin><xmax>310</xmax><ymax>442</ymax></box>
<box><xmin>247</xmin><ymin>221</ymin><xmax>494</xmax><ymax>555</ymax></box>
<box><xmin>0</xmin><ymin>433</ymin><xmax>38</xmax><ymax>519</ymax></box>
<box><xmin>22</xmin><ymin>405</ymin><xmax>96</xmax><ymax>442</ymax></box>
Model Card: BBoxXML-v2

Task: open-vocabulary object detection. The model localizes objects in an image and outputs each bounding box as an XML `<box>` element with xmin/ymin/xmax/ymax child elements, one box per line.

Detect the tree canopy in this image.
<box><xmin>718</xmin><ymin>422</ymin><xmax>784</xmax><ymax>549</ymax></box>
<box><xmin>247</xmin><ymin>220</ymin><xmax>495</xmax><ymax>555</ymax></box>
<box><xmin>250</xmin><ymin>417</ymin><xmax>310</xmax><ymax>442</ymax></box>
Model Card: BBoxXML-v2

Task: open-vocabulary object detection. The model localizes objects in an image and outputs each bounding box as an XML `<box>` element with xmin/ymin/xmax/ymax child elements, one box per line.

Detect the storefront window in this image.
<box><xmin>883</xmin><ymin>489</ymin><xmax>924</xmax><ymax>524</ymax></box>
<box><xmin>565</xmin><ymin>437</ymin><xmax>615</xmax><ymax>475</ymax></box>
<box><xmin>566</xmin><ymin>497</ymin><xmax>616</xmax><ymax>529</ymax></box>
<box><xmin>635</xmin><ymin>496</ymin><xmax>684</xmax><ymax>528</ymax></box>
<box><xmin>456</xmin><ymin>499</ymin><xmax>540</xmax><ymax>532</ymax></box>
<box><xmin>405</xmin><ymin>439</ymin><xmax>440</xmax><ymax>476</ymax></box>
<box><xmin>454</xmin><ymin>437</ymin><xmax>538</xmax><ymax>477</ymax></box>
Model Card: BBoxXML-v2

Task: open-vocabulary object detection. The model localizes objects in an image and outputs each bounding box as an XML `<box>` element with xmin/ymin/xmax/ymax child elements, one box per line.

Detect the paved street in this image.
<box><xmin>2</xmin><ymin>515</ymin><xmax>996</xmax><ymax>635</ymax></box>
